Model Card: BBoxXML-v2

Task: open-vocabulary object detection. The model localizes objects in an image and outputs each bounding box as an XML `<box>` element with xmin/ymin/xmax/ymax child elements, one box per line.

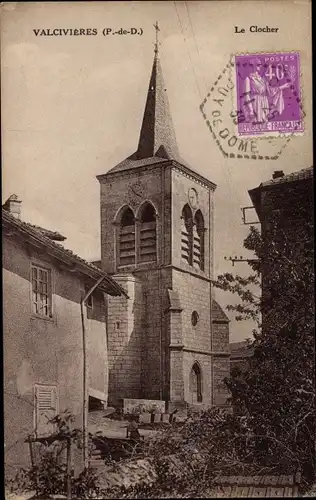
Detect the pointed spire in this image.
<box><xmin>136</xmin><ymin>22</ymin><xmax>180</xmax><ymax>161</ymax></box>
<box><xmin>154</xmin><ymin>21</ymin><xmax>160</xmax><ymax>57</ymax></box>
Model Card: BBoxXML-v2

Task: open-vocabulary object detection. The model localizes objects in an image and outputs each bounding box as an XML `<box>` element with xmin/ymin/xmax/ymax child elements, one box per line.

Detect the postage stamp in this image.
<box><xmin>234</xmin><ymin>52</ymin><xmax>303</xmax><ymax>137</ymax></box>
<box><xmin>200</xmin><ymin>52</ymin><xmax>305</xmax><ymax>160</ymax></box>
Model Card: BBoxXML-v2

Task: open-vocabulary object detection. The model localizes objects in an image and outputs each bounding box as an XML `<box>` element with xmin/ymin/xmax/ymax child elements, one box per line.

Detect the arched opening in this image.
<box><xmin>119</xmin><ymin>206</ymin><xmax>135</xmax><ymax>266</ymax></box>
<box><xmin>189</xmin><ymin>362</ymin><xmax>203</xmax><ymax>403</ymax></box>
<box><xmin>138</xmin><ymin>202</ymin><xmax>157</xmax><ymax>263</ymax></box>
<box><xmin>181</xmin><ymin>204</ymin><xmax>193</xmax><ymax>265</ymax></box>
<box><xmin>193</xmin><ymin>210</ymin><xmax>205</xmax><ymax>270</ymax></box>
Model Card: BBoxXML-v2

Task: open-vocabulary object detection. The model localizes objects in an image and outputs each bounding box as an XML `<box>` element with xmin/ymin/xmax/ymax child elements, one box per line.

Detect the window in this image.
<box><xmin>181</xmin><ymin>204</ymin><xmax>193</xmax><ymax>265</ymax></box>
<box><xmin>189</xmin><ymin>363</ymin><xmax>202</xmax><ymax>403</ymax></box>
<box><xmin>138</xmin><ymin>202</ymin><xmax>157</xmax><ymax>263</ymax></box>
<box><xmin>181</xmin><ymin>206</ymin><xmax>205</xmax><ymax>270</ymax></box>
<box><xmin>191</xmin><ymin>311</ymin><xmax>199</xmax><ymax>326</ymax></box>
<box><xmin>32</xmin><ymin>265</ymin><xmax>52</xmax><ymax>317</ymax></box>
<box><xmin>119</xmin><ymin>207</ymin><xmax>136</xmax><ymax>266</ymax></box>
<box><xmin>34</xmin><ymin>384</ymin><xmax>58</xmax><ymax>437</ymax></box>
<box><xmin>193</xmin><ymin>210</ymin><xmax>205</xmax><ymax>270</ymax></box>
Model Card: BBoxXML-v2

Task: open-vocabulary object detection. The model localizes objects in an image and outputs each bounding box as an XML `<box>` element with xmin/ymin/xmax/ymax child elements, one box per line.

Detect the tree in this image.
<box><xmin>213</xmin><ymin>207</ymin><xmax>315</xmax><ymax>487</ymax></box>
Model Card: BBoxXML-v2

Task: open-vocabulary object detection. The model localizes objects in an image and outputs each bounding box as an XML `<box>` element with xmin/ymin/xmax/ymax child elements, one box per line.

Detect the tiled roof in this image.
<box><xmin>2</xmin><ymin>211</ymin><xmax>127</xmax><ymax>298</ymax></box>
<box><xmin>26</xmin><ymin>223</ymin><xmax>66</xmax><ymax>241</ymax></box>
<box><xmin>260</xmin><ymin>166</ymin><xmax>313</xmax><ymax>188</ymax></box>
<box><xmin>230</xmin><ymin>340</ymin><xmax>254</xmax><ymax>359</ymax></box>
<box><xmin>212</xmin><ymin>300</ymin><xmax>230</xmax><ymax>322</ymax></box>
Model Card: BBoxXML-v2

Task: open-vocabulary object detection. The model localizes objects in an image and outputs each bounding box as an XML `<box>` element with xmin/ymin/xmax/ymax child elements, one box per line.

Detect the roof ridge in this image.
<box><xmin>260</xmin><ymin>166</ymin><xmax>313</xmax><ymax>187</ymax></box>
<box><xmin>28</xmin><ymin>223</ymin><xmax>67</xmax><ymax>241</ymax></box>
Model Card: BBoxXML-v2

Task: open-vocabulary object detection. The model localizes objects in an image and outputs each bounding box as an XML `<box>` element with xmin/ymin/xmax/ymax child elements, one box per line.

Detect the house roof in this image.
<box><xmin>248</xmin><ymin>166</ymin><xmax>313</xmax><ymax>217</ymax></box>
<box><xmin>230</xmin><ymin>341</ymin><xmax>254</xmax><ymax>359</ymax></box>
<box><xmin>2</xmin><ymin>210</ymin><xmax>128</xmax><ymax>298</ymax></box>
<box><xmin>260</xmin><ymin>166</ymin><xmax>313</xmax><ymax>188</ymax></box>
<box><xmin>212</xmin><ymin>300</ymin><xmax>230</xmax><ymax>322</ymax></box>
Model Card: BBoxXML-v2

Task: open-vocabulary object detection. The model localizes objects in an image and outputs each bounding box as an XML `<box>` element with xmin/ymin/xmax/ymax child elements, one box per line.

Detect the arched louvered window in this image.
<box><xmin>189</xmin><ymin>362</ymin><xmax>202</xmax><ymax>403</ymax></box>
<box><xmin>181</xmin><ymin>205</ymin><xmax>193</xmax><ymax>265</ymax></box>
<box><xmin>193</xmin><ymin>210</ymin><xmax>205</xmax><ymax>270</ymax></box>
<box><xmin>119</xmin><ymin>207</ymin><xmax>135</xmax><ymax>266</ymax></box>
<box><xmin>139</xmin><ymin>202</ymin><xmax>157</xmax><ymax>263</ymax></box>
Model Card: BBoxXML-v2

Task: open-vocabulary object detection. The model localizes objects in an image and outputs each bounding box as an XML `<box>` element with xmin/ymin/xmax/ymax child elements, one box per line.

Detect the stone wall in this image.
<box><xmin>138</xmin><ymin>268</ymin><xmax>172</xmax><ymax>401</ymax></box>
<box><xmin>99</xmin><ymin>161</ymin><xmax>231</xmax><ymax>409</ymax></box>
<box><xmin>172</xmin><ymin>270</ymin><xmax>212</xmax><ymax>352</ymax></box>
<box><xmin>123</xmin><ymin>399</ymin><xmax>166</xmax><ymax>414</ymax></box>
<box><xmin>212</xmin><ymin>322</ymin><xmax>230</xmax><ymax>353</ymax></box>
<box><xmin>212</xmin><ymin>357</ymin><xmax>230</xmax><ymax>406</ymax></box>
<box><xmin>171</xmin><ymin>168</ymin><xmax>214</xmax><ymax>279</ymax></box>
<box><xmin>107</xmin><ymin>274</ymin><xmax>143</xmax><ymax>406</ymax></box>
<box><xmin>99</xmin><ymin>165</ymin><xmax>171</xmax><ymax>274</ymax></box>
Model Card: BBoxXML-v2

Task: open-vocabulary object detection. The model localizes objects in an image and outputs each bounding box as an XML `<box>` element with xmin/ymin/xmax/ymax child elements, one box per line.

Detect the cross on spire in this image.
<box><xmin>153</xmin><ymin>21</ymin><xmax>160</xmax><ymax>56</ymax></box>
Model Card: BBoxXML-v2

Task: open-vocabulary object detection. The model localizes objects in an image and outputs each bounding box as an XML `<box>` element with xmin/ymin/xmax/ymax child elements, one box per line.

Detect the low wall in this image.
<box><xmin>123</xmin><ymin>399</ymin><xmax>166</xmax><ymax>415</ymax></box>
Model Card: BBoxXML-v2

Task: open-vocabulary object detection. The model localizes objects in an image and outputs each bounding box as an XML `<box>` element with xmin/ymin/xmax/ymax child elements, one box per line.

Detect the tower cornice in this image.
<box><xmin>97</xmin><ymin>159</ymin><xmax>216</xmax><ymax>191</ymax></box>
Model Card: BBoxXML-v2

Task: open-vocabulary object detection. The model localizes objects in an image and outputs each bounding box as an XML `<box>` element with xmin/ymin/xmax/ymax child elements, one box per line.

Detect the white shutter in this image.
<box><xmin>35</xmin><ymin>385</ymin><xmax>58</xmax><ymax>437</ymax></box>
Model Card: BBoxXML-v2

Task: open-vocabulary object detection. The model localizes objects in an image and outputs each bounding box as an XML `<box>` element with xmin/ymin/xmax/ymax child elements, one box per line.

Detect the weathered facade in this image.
<box><xmin>3</xmin><ymin>199</ymin><xmax>125</xmax><ymax>476</ymax></box>
<box><xmin>97</xmin><ymin>45</ymin><xmax>230</xmax><ymax>408</ymax></box>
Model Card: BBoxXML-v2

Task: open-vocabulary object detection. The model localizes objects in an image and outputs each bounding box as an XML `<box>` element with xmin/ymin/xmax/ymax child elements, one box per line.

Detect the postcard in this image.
<box><xmin>2</xmin><ymin>1</ymin><xmax>314</xmax><ymax>498</ymax></box>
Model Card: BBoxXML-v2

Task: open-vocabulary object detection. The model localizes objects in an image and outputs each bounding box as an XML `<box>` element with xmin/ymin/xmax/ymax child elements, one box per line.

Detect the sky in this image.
<box><xmin>1</xmin><ymin>1</ymin><xmax>312</xmax><ymax>342</ymax></box>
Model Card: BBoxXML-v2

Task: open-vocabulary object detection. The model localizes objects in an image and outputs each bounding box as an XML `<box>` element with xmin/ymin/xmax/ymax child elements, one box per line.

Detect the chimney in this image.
<box><xmin>2</xmin><ymin>194</ymin><xmax>22</xmax><ymax>220</ymax></box>
<box><xmin>272</xmin><ymin>170</ymin><xmax>284</xmax><ymax>180</ymax></box>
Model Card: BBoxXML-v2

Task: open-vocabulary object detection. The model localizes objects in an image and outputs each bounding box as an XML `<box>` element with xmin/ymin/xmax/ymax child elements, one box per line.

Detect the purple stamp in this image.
<box><xmin>235</xmin><ymin>52</ymin><xmax>303</xmax><ymax>137</ymax></box>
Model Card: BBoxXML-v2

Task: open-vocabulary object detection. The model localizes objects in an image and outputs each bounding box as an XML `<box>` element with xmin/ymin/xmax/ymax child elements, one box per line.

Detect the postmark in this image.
<box><xmin>200</xmin><ymin>52</ymin><xmax>305</xmax><ymax>160</ymax></box>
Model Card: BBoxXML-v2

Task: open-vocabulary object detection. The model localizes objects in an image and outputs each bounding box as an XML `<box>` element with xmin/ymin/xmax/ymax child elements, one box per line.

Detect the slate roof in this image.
<box><xmin>212</xmin><ymin>300</ymin><xmax>230</xmax><ymax>322</ymax></box>
<box><xmin>230</xmin><ymin>340</ymin><xmax>254</xmax><ymax>359</ymax></box>
<box><xmin>103</xmin><ymin>53</ymin><xmax>181</xmax><ymax>177</ymax></box>
<box><xmin>96</xmin><ymin>50</ymin><xmax>216</xmax><ymax>190</ymax></box>
<box><xmin>98</xmin><ymin>154</ymin><xmax>216</xmax><ymax>190</ymax></box>
<box><xmin>105</xmin><ymin>155</ymin><xmax>170</xmax><ymax>175</ymax></box>
<box><xmin>136</xmin><ymin>54</ymin><xmax>180</xmax><ymax>161</ymax></box>
<box><xmin>2</xmin><ymin>210</ymin><xmax>128</xmax><ymax>298</ymax></box>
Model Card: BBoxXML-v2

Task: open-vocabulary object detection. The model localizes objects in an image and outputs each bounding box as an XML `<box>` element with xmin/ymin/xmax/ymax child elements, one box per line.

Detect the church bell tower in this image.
<box><xmin>97</xmin><ymin>23</ymin><xmax>230</xmax><ymax>408</ymax></box>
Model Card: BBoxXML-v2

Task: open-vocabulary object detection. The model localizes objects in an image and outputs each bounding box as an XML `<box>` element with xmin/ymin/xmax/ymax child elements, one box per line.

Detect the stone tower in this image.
<box><xmin>97</xmin><ymin>27</ymin><xmax>230</xmax><ymax>408</ymax></box>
